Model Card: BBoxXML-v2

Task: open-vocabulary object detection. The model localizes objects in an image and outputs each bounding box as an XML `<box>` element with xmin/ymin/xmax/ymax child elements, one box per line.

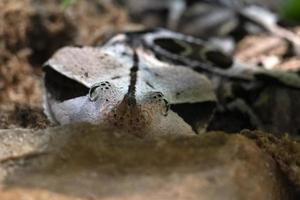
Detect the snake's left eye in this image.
<box><xmin>88</xmin><ymin>81</ymin><xmax>112</xmax><ymax>101</ymax></box>
<box><xmin>88</xmin><ymin>84</ymin><xmax>100</xmax><ymax>101</ymax></box>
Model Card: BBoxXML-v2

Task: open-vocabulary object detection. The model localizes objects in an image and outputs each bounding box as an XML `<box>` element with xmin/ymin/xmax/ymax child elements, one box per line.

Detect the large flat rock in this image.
<box><xmin>0</xmin><ymin>124</ymin><xmax>290</xmax><ymax>199</ymax></box>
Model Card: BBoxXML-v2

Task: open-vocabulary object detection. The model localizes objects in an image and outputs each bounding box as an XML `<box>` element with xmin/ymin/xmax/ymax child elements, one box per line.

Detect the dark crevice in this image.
<box><xmin>44</xmin><ymin>66</ymin><xmax>89</xmax><ymax>102</ymax></box>
<box><xmin>207</xmin><ymin>105</ymin><xmax>258</xmax><ymax>133</ymax></box>
<box><xmin>171</xmin><ymin>101</ymin><xmax>216</xmax><ymax>133</ymax></box>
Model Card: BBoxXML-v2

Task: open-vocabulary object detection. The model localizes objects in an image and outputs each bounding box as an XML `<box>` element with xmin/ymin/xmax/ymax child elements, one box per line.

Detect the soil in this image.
<box><xmin>243</xmin><ymin>129</ymin><xmax>300</xmax><ymax>193</ymax></box>
<box><xmin>0</xmin><ymin>0</ymin><xmax>136</xmax><ymax>129</ymax></box>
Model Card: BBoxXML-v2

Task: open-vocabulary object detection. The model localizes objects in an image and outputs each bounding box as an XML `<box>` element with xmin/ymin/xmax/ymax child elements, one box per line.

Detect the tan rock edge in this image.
<box><xmin>0</xmin><ymin>124</ymin><xmax>289</xmax><ymax>200</ymax></box>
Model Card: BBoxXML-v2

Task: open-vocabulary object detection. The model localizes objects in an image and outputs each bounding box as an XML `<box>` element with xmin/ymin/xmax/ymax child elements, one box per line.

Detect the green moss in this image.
<box><xmin>60</xmin><ymin>0</ymin><xmax>78</xmax><ymax>9</ymax></box>
<box><xmin>280</xmin><ymin>0</ymin><xmax>300</xmax><ymax>22</ymax></box>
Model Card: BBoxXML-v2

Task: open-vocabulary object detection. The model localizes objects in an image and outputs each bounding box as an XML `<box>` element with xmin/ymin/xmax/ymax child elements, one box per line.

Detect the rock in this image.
<box><xmin>0</xmin><ymin>124</ymin><xmax>292</xmax><ymax>199</ymax></box>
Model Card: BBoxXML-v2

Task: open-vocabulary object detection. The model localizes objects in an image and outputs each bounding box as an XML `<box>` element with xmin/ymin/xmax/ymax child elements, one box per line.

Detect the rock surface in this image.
<box><xmin>0</xmin><ymin>124</ymin><xmax>292</xmax><ymax>200</ymax></box>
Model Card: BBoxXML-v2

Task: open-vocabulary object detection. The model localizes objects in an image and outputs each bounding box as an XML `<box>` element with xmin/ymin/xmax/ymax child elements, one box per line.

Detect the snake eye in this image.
<box><xmin>88</xmin><ymin>83</ymin><xmax>102</xmax><ymax>101</ymax></box>
<box><xmin>88</xmin><ymin>81</ymin><xmax>113</xmax><ymax>101</ymax></box>
<box><xmin>163</xmin><ymin>99</ymin><xmax>170</xmax><ymax>116</ymax></box>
